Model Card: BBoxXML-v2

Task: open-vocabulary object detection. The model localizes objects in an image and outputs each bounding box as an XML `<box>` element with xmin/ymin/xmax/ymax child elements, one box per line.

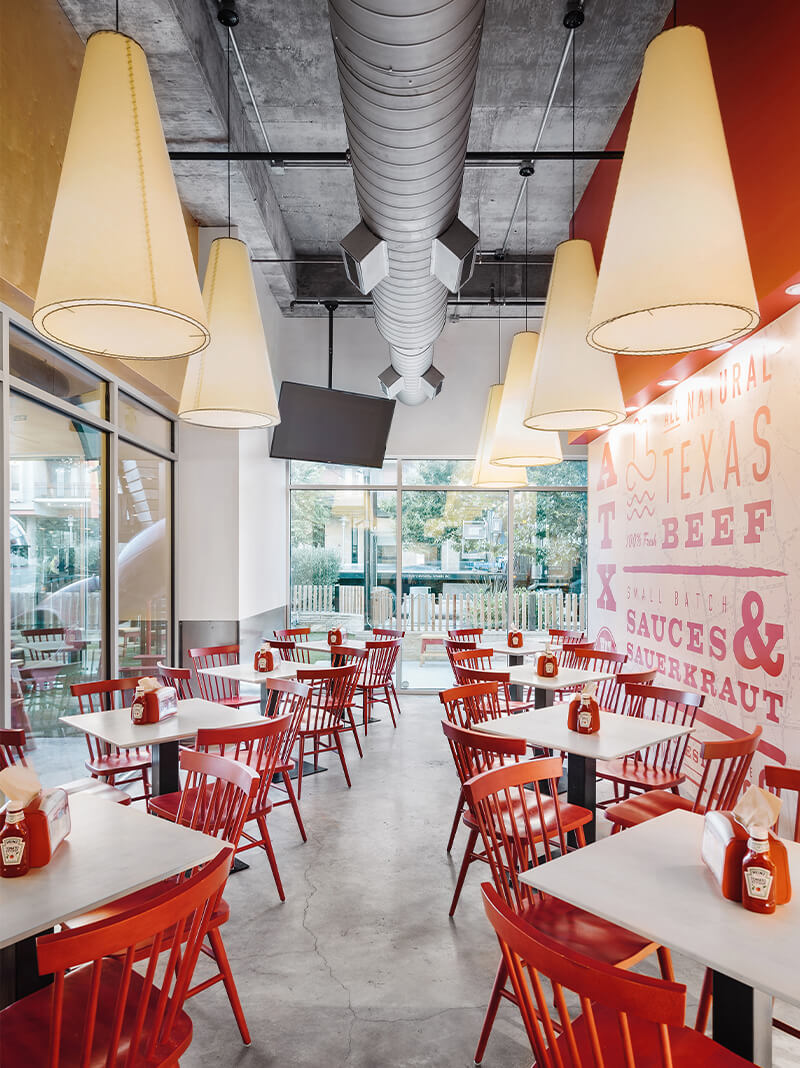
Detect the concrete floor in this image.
<box><xmin>162</xmin><ymin>695</ymin><xmax>796</xmax><ymax>1065</ymax></box>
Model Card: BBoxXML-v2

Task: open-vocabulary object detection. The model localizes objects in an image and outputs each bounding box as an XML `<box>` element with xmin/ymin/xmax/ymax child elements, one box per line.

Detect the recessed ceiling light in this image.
<box><xmin>709</xmin><ymin>342</ymin><xmax>732</xmax><ymax>351</ymax></box>
<box><xmin>785</xmin><ymin>283</ymin><xmax>800</xmax><ymax>296</ymax></box>
<box><xmin>625</xmin><ymin>403</ymin><xmax>640</xmax><ymax>413</ymax></box>
<box><xmin>658</xmin><ymin>378</ymin><xmax>679</xmax><ymax>387</ymax></box>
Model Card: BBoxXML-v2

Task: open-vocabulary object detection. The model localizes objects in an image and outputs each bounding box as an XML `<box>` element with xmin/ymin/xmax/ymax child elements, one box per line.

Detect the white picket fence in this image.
<box><xmin>292</xmin><ymin>584</ymin><xmax>585</xmax><ymax>634</ymax></box>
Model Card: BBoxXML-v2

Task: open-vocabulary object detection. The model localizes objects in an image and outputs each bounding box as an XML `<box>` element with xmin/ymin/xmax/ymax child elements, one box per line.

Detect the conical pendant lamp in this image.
<box><xmin>472</xmin><ymin>386</ymin><xmax>527</xmax><ymax>488</ymax></box>
<box><xmin>179</xmin><ymin>238</ymin><xmax>281</xmax><ymax>429</ymax></box>
<box><xmin>33</xmin><ymin>32</ymin><xmax>209</xmax><ymax>360</ymax></box>
<box><xmin>489</xmin><ymin>333</ymin><xmax>563</xmax><ymax>467</ymax></box>
<box><xmin>587</xmin><ymin>26</ymin><xmax>759</xmax><ymax>355</ymax></box>
<box><xmin>525</xmin><ymin>240</ymin><xmax>625</xmax><ymax>431</ymax></box>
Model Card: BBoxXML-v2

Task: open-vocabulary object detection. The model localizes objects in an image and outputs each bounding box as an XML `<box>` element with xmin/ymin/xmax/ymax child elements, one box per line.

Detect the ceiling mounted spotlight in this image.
<box><xmin>217</xmin><ymin>1</ymin><xmax>239</xmax><ymax>27</ymax></box>
<box><xmin>563</xmin><ymin>1</ymin><xmax>585</xmax><ymax>30</ymax></box>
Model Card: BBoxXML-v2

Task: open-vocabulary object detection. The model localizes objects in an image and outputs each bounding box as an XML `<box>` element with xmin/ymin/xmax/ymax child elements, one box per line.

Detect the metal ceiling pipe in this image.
<box><xmin>328</xmin><ymin>0</ymin><xmax>486</xmax><ymax>404</ymax></box>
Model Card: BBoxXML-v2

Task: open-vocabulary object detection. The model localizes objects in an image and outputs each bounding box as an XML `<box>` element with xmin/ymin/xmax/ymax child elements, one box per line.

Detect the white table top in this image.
<box><xmin>61</xmin><ymin>697</ymin><xmax>264</xmax><ymax>748</ymax></box>
<box><xmin>303</xmin><ymin>638</ymin><xmax>367</xmax><ymax>654</ymax></box>
<box><xmin>197</xmin><ymin>660</ymin><xmax>299</xmax><ymax>685</ymax></box>
<box><xmin>491</xmin><ymin>641</ymin><xmax>545</xmax><ymax>657</ymax></box>
<box><xmin>478</xmin><ymin>702</ymin><xmax>695</xmax><ymax>761</ymax></box>
<box><xmin>521</xmin><ymin>810</ymin><xmax>800</xmax><ymax>1006</ymax></box>
<box><xmin>0</xmin><ymin>793</ymin><xmax>222</xmax><ymax>949</ymax></box>
<box><xmin>507</xmin><ymin>664</ymin><xmax>614</xmax><ymax>691</ymax></box>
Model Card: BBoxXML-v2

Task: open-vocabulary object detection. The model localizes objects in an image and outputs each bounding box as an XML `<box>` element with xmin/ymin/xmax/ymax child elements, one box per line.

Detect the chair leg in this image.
<box><xmin>695</xmin><ymin>968</ymin><xmax>713</xmax><ymax>1033</ymax></box>
<box><xmin>656</xmin><ymin>945</ymin><xmax>674</xmax><ymax>981</ymax></box>
<box><xmin>389</xmin><ymin>682</ymin><xmax>401</xmax><ymax>715</ymax></box>
<box><xmin>383</xmin><ymin>686</ymin><xmax>397</xmax><ymax>728</ymax></box>
<box><xmin>449</xmin><ymin>826</ymin><xmax>478</xmax><ymax>917</ymax></box>
<box><xmin>447</xmin><ymin>789</ymin><xmax>465</xmax><ymax>853</ymax></box>
<box><xmin>346</xmin><ymin>710</ymin><xmax>364</xmax><ymax>758</ymax></box>
<box><xmin>206</xmin><ymin>927</ymin><xmax>251</xmax><ymax>1045</ymax></box>
<box><xmin>333</xmin><ymin>731</ymin><xmax>352</xmax><ymax>788</ymax></box>
<box><xmin>256</xmin><ymin>814</ymin><xmax>285</xmax><ymax>901</ymax></box>
<box><xmin>474</xmin><ymin>957</ymin><xmax>508</xmax><ymax>1065</ymax></box>
<box><xmin>363</xmin><ymin>690</ymin><xmax>370</xmax><ymax>736</ymax></box>
<box><xmin>297</xmin><ymin>734</ymin><xmax>306</xmax><ymax>800</ymax></box>
<box><xmin>282</xmin><ymin>770</ymin><xmax>306</xmax><ymax>842</ymax></box>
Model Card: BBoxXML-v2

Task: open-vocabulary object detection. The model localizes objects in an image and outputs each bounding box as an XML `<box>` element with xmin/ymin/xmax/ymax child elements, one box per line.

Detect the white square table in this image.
<box><xmin>520</xmin><ymin>810</ymin><xmax>800</xmax><ymax>1066</ymax></box>
<box><xmin>0</xmin><ymin>792</ymin><xmax>221</xmax><ymax>1007</ymax></box>
<box><xmin>61</xmin><ymin>697</ymin><xmax>264</xmax><ymax>795</ymax></box>
<box><xmin>197</xmin><ymin>659</ymin><xmax>299</xmax><ymax>714</ymax></box>
<box><xmin>507</xmin><ymin>663</ymin><xmax>615</xmax><ymax>709</ymax></box>
<box><xmin>478</xmin><ymin>702</ymin><xmax>694</xmax><ymax>842</ymax></box>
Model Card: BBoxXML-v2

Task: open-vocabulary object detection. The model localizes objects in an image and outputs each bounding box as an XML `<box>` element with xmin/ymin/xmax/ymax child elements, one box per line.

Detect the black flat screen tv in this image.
<box><xmin>270</xmin><ymin>382</ymin><xmax>395</xmax><ymax>469</ymax></box>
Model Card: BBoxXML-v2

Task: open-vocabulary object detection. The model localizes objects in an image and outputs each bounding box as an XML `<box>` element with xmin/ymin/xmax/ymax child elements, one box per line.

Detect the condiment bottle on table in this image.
<box><xmin>0</xmin><ymin>801</ymin><xmax>30</xmax><ymax>878</ymax></box>
<box><xmin>568</xmin><ymin>683</ymin><xmax>600</xmax><ymax>734</ymax></box>
<box><xmin>254</xmin><ymin>642</ymin><xmax>274</xmax><ymax>672</ymax></box>
<box><xmin>742</xmin><ymin>825</ymin><xmax>777</xmax><ymax>914</ymax></box>
<box><xmin>536</xmin><ymin>643</ymin><xmax>558</xmax><ymax>678</ymax></box>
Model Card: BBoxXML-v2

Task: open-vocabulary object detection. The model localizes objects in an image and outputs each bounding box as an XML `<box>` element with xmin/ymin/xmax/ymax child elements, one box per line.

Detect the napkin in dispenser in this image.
<box><xmin>0</xmin><ymin>764</ymin><xmax>70</xmax><ymax>868</ymax></box>
<box><xmin>701</xmin><ymin>785</ymin><xmax>791</xmax><ymax>903</ymax></box>
<box><xmin>131</xmin><ymin>677</ymin><xmax>178</xmax><ymax>724</ymax></box>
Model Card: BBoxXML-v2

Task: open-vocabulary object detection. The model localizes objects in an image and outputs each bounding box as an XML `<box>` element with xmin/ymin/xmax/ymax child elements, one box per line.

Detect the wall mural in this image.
<box><xmin>589</xmin><ymin>304</ymin><xmax>800</xmax><ymax>800</ymax></box>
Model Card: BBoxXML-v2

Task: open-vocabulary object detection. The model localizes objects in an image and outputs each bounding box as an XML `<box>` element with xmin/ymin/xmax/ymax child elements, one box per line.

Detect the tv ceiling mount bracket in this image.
<box><xmin>325</xmin><ymin>301</ymin><xmax>338</xmax><ymax>390</ymax></box>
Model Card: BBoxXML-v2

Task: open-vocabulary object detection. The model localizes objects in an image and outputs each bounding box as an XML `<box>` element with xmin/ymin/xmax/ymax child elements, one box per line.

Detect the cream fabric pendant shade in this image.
<box><xmin>33</xmin><ymin>31</ymin><xmax>209</xmax><ymax>360</ymax></box>
<box><xmin>472</xmin><ymin>386</ymin><xmax>527</xmax><ymax>488</ymax></box>
<box><xmin>587</xmin><ymin>26</ymin><xmax>759</xmax><ymax>356</ymax></box>
<box><xmin>489</xmin><ymin>332</ymin><xmax>563</xmax><ymax>467</ymax></box>
<box><xmin>179</xmin><ymin>238</ymin><xmax>281</xmax><ymax>429</ymax></box>
<box><xmin>525</xmin><ymin>240</ymin><xmax>625</xmax><ymax>432</ymax></box>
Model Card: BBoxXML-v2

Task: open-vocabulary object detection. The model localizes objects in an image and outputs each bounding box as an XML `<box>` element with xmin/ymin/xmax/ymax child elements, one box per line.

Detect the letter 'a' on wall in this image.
<box><xmin>33</xmin><ymin>31</ymin><xmax>209</xmax><ymax>361</ymax></box>
<box><xmin>587</xmin><ymin>26</ymin><xmax>759</xmax><ymax>356</ymax></box>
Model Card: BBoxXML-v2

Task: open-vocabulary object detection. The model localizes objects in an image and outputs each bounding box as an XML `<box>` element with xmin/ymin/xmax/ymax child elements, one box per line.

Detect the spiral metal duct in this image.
<box><xmin>328</xmin><ymin>0</ymin><xmax>486</xmax><ymax>404</ymax></box>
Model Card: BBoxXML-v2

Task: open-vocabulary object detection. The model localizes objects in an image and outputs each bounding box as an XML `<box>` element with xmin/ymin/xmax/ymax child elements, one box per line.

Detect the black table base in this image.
<box><xmin>711</xmin><ymin>971</ymin><xmax>772</xmax><ymax>1065</ymax></box>
<box><xmin>566</xmin><ymin>753</ymin><xmax>597</xmax><ymax>844</ymax></box>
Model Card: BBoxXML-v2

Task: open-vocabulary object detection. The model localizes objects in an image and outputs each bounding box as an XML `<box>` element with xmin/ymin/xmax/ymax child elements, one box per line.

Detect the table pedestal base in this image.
<box><xmin>151</xmin><ymin>740</ymin><xmax>181</xmax><ymax>796</ymax></box>
<box><xmin>566</xmin><ymin>753</ymin><xmax>597</xmax><ymax>844</ymax></box>
<box><xmin>712</xmin><ymin>971</ymin><xmax>773</xmax><ymax>1067</ymax></box>
<box><xmin>0</xmin><ymin>931</ymin><xmax>53</xmax><ymax>1010</ymax></box>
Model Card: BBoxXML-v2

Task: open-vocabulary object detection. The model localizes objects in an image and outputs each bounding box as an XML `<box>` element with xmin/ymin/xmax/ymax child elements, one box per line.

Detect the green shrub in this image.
<box><xmin>291</xmin><ymin>545</ymin><xmax>340</xmax><ymax>587</ymax></box>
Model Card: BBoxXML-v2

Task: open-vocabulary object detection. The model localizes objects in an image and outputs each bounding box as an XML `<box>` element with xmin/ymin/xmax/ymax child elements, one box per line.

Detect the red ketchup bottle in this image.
<box><xmin>568</xmin><ymin>688</ymin><xmax>600</xmax><ymax>734</ymax></box>
<box><xmin>0</xmin><ymin>802</ymin><xmax>31</xmax><ymax>878</ymax></box>
<box><xmin>741</xmin><ymin>826</ymin><xmax>777</xmax><ymax>914</ymax></box>
<box><xmin>537</xmin><ymin>644</ymin><xmax>558</xmax><ymax>678</ymax></box>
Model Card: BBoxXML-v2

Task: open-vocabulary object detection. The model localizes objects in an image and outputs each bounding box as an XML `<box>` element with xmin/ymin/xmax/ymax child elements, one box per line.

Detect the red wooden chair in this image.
<box><xmin>157</xmin><ymin>662</ymin><xmax>194</xmax><ymax>698</ymax></box>
<box><xmin>456</xmin><ymin>664</ymin><xmax>538</xmax><ymax>713</ymax></box>
<box><xmin>448</xmin><ymin>627</ymin><xmax>484</xmax><ymax>641</ymax></box>
<box><xmin>480</xmin><ymin>881</ymin><xmax>749</xmax><ymax>1068</ymax></box>
<box><xmin>64</xmin><ymin>748</ymin><xmax>260</xmax><ymax>1044</ymax></box>
<box><xmin>21</xmin><ymin>625</ymin><xmax>69</xmax><ymax>661</ymax></box>
<box><xmin>330</xmin><ymin>646</ymin><xmax>368</xmax><ymax>754</ymax></box>
<box><xmin>602</xmin><ymin>668</ymin><xmax>657</xmax><ymax>714</ymax></box>
<box><xmin>441</xmin><ymin>721</ymin><xmax>593</xmax><ymax>918</ymax></box>
<box><xmin>0</xmin><ymin>846</ymin><xmax>233</xmax><ymax>1067</ymax></box>
<box><xmin>571</xmin><ymin>647</ymin><xmax>627</xmax><ymax>708</ymax></box>
<box><xmin>270</xmin><ymin>637</ymin><xmax>312</xmax><ymax>664</ymax></box>
<box><xmin>606</xmin><ymin>725</ymin><xmax>762</xmax><ymax>834</ymax></box>
<box><xmin>372</xmin><ymin>627</ymin><xmax>405</xmax><ymax>640</ymax></box>
<box><xmin>188</xmin><ymin>644</ymin><xmax>260</xmax><ymax>708</ymax></box>
<box><xmin>0</xmin><ymin>726</ymin><xmax>130</xmax><ymax>806</ymax></box>
<box><xmin>356</xmin><ymin>638</ymin><xmax>401</xmax><ymax>733</ymax></box>
<box><xmin>451</xmin><ymin>646</ymin><xmax>494</xmax><ymax>684</ymax></box>
<box><xmin>274</xmin><ymin>627</ymin><xmax>311</xmax><ymax>643</ymax></box>
<box><xmin>596</xmin><ymin>684</ymin><xmax>704</xmax><ymax>806</ymax></box>
<box><xmin>466</xmin><ymin>757</ymin><xmax>672</xmax><ymax>1065</ymax></box>
<box><xmin>264</xmin><ymin>678</ymin><xmax>312</xmax><ymax>842</ymax></box>
<box><xmin>547</xmin><ymin>627</ymin><xmax>584</xmax><ymax>648</ymax></box>
<box><xmin>150</xmin><ymin>715</ymin><xmax>293</xmax><ymax>902</ymax></box>
<box><xmin>295</xmin><ymin>663</ymin><xmax>362</xmax><ymax>796</ymax></box>
<box><xmin>70</xmin><ymin>676</ymin><xmax>152</xmax><ymax>801</ymax></box>
<box><xmin>444</xmin><ymin>636</ymin><xmax>477</xmax><ymax>676</ymax></box>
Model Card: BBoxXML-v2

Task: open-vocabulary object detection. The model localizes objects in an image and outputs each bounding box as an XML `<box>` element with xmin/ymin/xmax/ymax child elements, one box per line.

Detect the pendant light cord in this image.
<box><xmin>673</xmin><ymin>1</ymin><xmax>677</xmax><ymax>27</ymax></box>
<box><xmin>115</xmin><ymin>0</ymin><xmax>119</xmax><ymax>32</ymax></box>
<box><xmin>570</xmin><ymin>40</ymin><xmax>575</xmax><ymax>239</ymax></box>
<box><xmin>524</xmin><ymin>181</ymin><xmax>529</xmax><ymax>332</ymax></box>
<box><xmin>498</xmin><ymin>262</ymin><xmax>502</xmax><ymax>381</ymax></box>
<box><xmin>227</xmin><ymin>31</ymin><xmax>232</xmax><ymax>238</ymax></box>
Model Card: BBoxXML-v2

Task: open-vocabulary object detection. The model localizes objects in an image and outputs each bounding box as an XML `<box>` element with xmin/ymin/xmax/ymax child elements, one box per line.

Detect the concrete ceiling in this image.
<box><xmin>57</xmin><ymin>0</ymin><xmax>672</xmax><ymax>317</ymax></box>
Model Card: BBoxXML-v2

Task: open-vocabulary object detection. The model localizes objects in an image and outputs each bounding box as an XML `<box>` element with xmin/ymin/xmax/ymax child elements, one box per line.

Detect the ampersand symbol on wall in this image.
<box><xmin>732</xmin><ymin>591</ymin><xmax>784</xmax><ymax>678</ymax></box>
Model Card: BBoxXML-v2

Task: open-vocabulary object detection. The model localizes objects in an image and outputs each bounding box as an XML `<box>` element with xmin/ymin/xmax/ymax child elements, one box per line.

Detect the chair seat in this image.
<box><xmin>606</xmin><ymin>789</ymin><xmax>695</xmax><ymax>830</ymax></box>
<box><xmin>0</xmin><ymin>957</ymin><xmax>192</xmax><ymax>1067</ymax></box>
<box><xmin>60</xmin><ymin>777</ymin><xmax>132</xmax><ymax>805</ymax></box>
<box><xmin>85</xmin><ymin>751</ymin><xmax>151</xmax><ymax>776</ymax></box>
<box><xmin>274</xmin><ymin>757</ymin><xmax>295</xmax><ymax>774</ymax></box>
<box><xmin>216</xmin><ymin>695</ymin><xmax>260</xmax><ymax>708</ymax></box>
<box><xmin>522</xmin><ymin>896</ymin><xmax>655</xmax><ymax>968</ymax></box>
<box><xmin>463</xmin><ymin>796</ymin><xmax>592</xmax><ymax>840</ymax></box>
<box><xmin>596</xmin><ymin>757</ymin><xmax>685</xmax><ymax>793</ymax></box>
<box><xmin>553</xmin><ymin>999</ymin><xmax>753</xmax><ymax>1066</ymax></box>
<box><xmin>149</xmin><ymin>785</ymin><xmax>272</xmax><ymax>823</ymax></box>
<box><xmin>62</xmin><ymin>876</ymin><xmax>230</xmax><ymax>935</ymax></box>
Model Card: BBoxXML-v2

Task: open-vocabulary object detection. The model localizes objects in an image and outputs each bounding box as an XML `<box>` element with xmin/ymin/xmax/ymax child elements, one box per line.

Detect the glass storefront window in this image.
<box><xmin>118</xmin><ymin>443</ymin><xmax>172</xmax><ymax>675</ymax></box>
<box><xmin>401</xmin><ymin>459</ymin><xmax>475</xmax><ymax>486</ymax></box>
<box><xmin>524</xmin><ymin>460</ymin><xmax>588</xmax><ymax>487</ymax></box>
<box><xmin>290</xmin><ymin>489</ymin><xmax>397</xmax><ymax>644</ymax></box>
<box><xmin>9</xmin><ymin>324</ymin><xmax>107</xmax><ymax>418</ymax></box>
<box><xmin>290</xmin><ymin>460</ymin><xmax>397</xmax><ymax>486</ymax></box>
<box><xmin>9</xmin><ymin>393</ymin><xmax>106</xmax><ymax>780</ymax></box>
<box><xmin>119</xmin><ymin>393</ymin><xmax>172</xmax><ymax>452</ymax></box>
